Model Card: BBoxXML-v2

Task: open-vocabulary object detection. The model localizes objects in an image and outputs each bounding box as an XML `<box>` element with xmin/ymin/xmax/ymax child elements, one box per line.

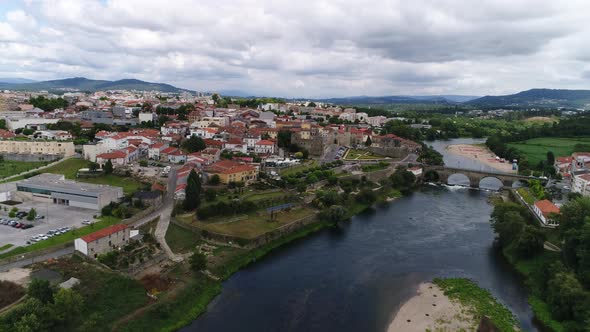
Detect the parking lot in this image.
<box><xmin>0</xmin><ymin>201</ymin><xmax>97</xmax><ymax>249</ymax></box>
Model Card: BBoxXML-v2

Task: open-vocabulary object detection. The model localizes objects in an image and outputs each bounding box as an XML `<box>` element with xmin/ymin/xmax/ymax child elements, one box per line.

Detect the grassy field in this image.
<box><xmin>165</xmin><ymin>222</ymin><xmax>201</xmax><ymax>253</ymax></box>
<box><xmin>0</xmin><ymin>216</ymin><xmax>121</xmax><ymax>260</ymax></box>
<box><xmin>190</xmin><ymin>206</ymin><xmax>316</xmax><ymax>239</ymax></box>
<box><xmin>344</xmin><ymin>149</ymin><xmax>384</xmax><ymax>160</ymax></box>
<box><xmin>279</xmin><ymin>160</ymin><xmax>319</xmax><ymax>176</ymax></box>
<box><xmin>0</xmin><ymin>160</ymin><xmax>48</xmax><ymax>179</ymax></box>
<box><xmin>41</xmin><ymin>158</ymin><xmax>144</xmax><ymax>194</ymax></box>
<box><xmin>508</xmin><ymin>137</ymin><xmax>590</xmax><ymax>166</ymax></box>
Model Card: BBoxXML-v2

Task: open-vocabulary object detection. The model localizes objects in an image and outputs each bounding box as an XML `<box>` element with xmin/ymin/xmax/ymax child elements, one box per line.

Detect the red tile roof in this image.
<box><xmin>0</xmin><ymin>129</ymin><xmax>16</xmax><ymax>139</ymax></box>
<box><xmin>534</xmin><ymin>200</ymin><xmax>560</xmax><ymax>217</ymax></box>
<box><xmin>80</xmin><ymin>224</ymin><xmax>128</xmax><ymax>243</ymax></box>
<box><xmin>255</xmin><ymin>140</ymin><xmax>275</xmax><ymax>146</ymax></box>
<box><xmin>97</xmin><ymin>151</ymin><xmax>127</xmax><ymax>159</ymax></box>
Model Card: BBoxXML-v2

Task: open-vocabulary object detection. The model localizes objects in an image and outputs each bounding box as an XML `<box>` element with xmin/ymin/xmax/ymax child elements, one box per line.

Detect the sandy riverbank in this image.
<box><xmin>446</xmin><ymin>144</ymin><xmax>516</xmax><ymax>173</ymax></box>
<box><xmin>387</xmin><ymin>282</ymin><xmax>476</xmax><ymax>332</ymax></box>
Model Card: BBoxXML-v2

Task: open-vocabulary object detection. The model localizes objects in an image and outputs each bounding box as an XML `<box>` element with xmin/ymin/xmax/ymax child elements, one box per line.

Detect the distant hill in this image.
<box><xmin>0</xmin><ymin>77</ymin><xmax>192</xmax><ymax>93</ymax></box>
<box><xmin>0</xmin><ymin>78</ymin><xmax>37</xmax><ymax>84</ymax></box>
<box><xmin>468</xmin><ymin>89</ymin><xmax>590</xmax><ymax>108</ymax></box>
<box><xmin>313</xmin><ymin>94</ymin><xmax>479</xmax><ymax>105</ymax></box>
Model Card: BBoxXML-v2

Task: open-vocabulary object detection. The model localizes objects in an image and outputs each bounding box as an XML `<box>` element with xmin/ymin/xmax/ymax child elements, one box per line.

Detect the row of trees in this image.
<box><xmin>0</xmin><ymin>279</ymin><xmax>85</xmax><ymax>331</ymax></box>
<box><xmin>29</xmin><ymin>96</ymin><xmax>68</xmax><ymax>111</ymax></box>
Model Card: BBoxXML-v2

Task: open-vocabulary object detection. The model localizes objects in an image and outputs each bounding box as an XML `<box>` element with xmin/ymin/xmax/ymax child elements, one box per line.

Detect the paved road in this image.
<box><xmin>0</xmin><ymin>247</ymin><xmax>74</xmax><ymax>272</ymax></box>
<box><xmin>133</xmin><ymin>167</ymin><xmax>183</xmax><ymax>262</ymax></box>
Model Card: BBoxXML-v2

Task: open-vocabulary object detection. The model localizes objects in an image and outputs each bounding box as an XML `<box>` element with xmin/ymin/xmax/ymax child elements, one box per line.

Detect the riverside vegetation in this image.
<box><xmin>491</xmin><ymin>196</ymin><xmax>590</xmax><ymax>331</ymax></box>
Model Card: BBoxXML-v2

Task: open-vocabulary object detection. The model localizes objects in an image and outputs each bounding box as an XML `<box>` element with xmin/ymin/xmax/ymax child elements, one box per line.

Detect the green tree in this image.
<box><xmin>208</xmin><ymin>174</ymin><xmax>220</xmax><ymax>185</ymax></box>
<box><xmin>320</xmin><ymin>205</ymin><xmax>347</xmax><ymax>223</ymax></box>
<box><xmin>189</xmin><ymin>250</ymin><xmax>207</xmax><ymax>272</ymax></box>
<box><xmin>113</xmin><ymin>205</ymin><xmax>128</xmax><ymax>218</ymax></box>
<box><xmin>183</xmin><ymin>170</ymin><xmax>201</xmax><ymax>210</ymax></box>
<box><xmin>27</xmin><ymin>279</ymin><xmax>54</xmax><ymax>304</ymax></box>
<box><xmin>103</xmin><ymin>159</ymin><xmax>114</xmax><ymax>174</ymax></box>
<box><xmin>52</xmin><ymin>288</ymin><xmax>84</xmax><ymax>324</ymax></box>
<box><xmin>514</xmin><ymin>225</ymin><xmax>546</xmax><ymax>258</ymax></box>
<box><xmin>546</xmin><ymin>271</ymin><xmax>589</xmax><ymax>322</ymax></box>
<box><xmin>26</xmin><ymin>208</ymin><xmax>36</xmax><ymax>221</ymax></box>
<box><xmin>492</xmin><ymin>210</ymin><xmax>526</xmax><ymax>247</ymax></box>
<box><xmin>88</xmin><ymin>161</ymin><xmax>99</xmax><ymax>172</ymax></box>
<box><xmin>355</xmin><ymin>188</ymin><xmax>377</xmax><ymax>205</ymax></box>
<box><xmin>14</xmin><ymin>313</ymin><xmax>41</xmax><ymax>332</ymax></box>
<box><xmin>546</xmin><ymin>151</ymin><xmax>555</xmax><ymax>166</ymax></box>
<box><xmin>182</xmin><ymin>135</ymin><xmax>206</xmax><ymax>153</ymax></box>
<box><xmin>390</xmin><ymin>167</ymin><xmax>416</xmax><ymax>193</ymax></box>
<box><xmin>9</xmin><ymin>207</ymin><xmax>18</xmax><ymax>218</ymax></box>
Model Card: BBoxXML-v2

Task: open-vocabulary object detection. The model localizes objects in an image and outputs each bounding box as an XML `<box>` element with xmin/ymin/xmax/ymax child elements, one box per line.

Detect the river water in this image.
<box><xmin>182</xmin><ymin>139</ymin><xmax>537</xmax><ymax>332</ymax></box>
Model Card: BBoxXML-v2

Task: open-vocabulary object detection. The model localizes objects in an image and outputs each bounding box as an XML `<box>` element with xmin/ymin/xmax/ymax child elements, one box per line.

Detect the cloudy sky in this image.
<box><xmin>1</xmin><ymin>0</ymin><xmax>590</xmax><ymax>97</ymax></box>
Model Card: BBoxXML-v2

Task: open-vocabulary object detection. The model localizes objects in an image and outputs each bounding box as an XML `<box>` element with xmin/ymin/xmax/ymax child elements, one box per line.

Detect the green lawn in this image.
<box><xmin>0</xmin><ymin>216</ymin><xmax>121</xmax><ymax>260</ymax></box>
<box><xmin>0</xmin><ymin>160</ymin><xmax>48</xmax><ymax>180</ymax></box>
<box><xmin>344</xmin><ymin>149</ymin><xmax>384</xmax><ymax>160</ymax></box>
<box><xmin>192</xmin><ymin>206</ymin><xmax>316</xmax><ymax>239</ymax></box>
<box><xmin>280</xmin><ymin>160</ymin><xmax>319</xmax><ymax>176</ymax></box>
<box><xmin>40</xmin><ymin>158</ymin><xmax>144</xmax><ymax>194</ymax></box>
<box><xmin>41</xmin><ymin>158</ymin><xmax>88</xmax><ymax>179</ymax></box>
<box><xmin>165</xmin><ymin>222</ymin><xmax>201</xmax><ymax>253</ymax></box>
<box><xmin>508</xmin><ymin>137</ymin><xmax>590</xmax><ymax>166</ymax></box>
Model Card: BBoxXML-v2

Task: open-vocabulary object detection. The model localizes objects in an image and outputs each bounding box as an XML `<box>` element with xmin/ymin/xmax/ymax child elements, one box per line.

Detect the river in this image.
<box><xmin>181</xmin><ymin>139</ymin><xmax>538</xmax><ymax>332</ymax></box>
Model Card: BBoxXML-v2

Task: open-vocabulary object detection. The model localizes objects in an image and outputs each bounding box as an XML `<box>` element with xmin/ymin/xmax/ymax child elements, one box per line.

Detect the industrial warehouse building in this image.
<box><xmin>15</xmin><ymin>173</ymin><xmax>123</xmax><ymax>210</ymax></box>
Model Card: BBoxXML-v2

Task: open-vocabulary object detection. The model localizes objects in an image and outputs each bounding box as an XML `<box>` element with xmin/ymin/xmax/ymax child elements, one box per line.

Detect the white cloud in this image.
<box><xmin>0</xmin><ymin>0</ymin><xmax>589</xmax><ymax>97</ymax></box>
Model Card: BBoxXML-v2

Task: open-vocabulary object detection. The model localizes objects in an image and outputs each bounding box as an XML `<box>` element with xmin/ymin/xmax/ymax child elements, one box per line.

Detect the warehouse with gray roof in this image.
<box><xmin>15</xmin><ymin>173</ymin><xmax>123</xmax><ymax>210</ymax></box>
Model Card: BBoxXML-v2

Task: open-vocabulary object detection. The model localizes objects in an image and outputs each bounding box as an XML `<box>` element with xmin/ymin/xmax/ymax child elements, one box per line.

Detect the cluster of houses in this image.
<box><xmin>555</xmin><ymin>152</ymin><xmax>590</xmax><ymax>197</ymax></box>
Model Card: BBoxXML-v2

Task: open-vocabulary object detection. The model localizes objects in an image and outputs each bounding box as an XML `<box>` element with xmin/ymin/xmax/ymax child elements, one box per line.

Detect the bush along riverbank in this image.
<box><xmin>120</xmin><ymin>168</ymin><xmax>416</xmax><ymax>331</ymax></box>
<box><xmin>490</xmin><ymin>198</ymin><xmax>590</xmax><ymax>332</ymax></box>
<box><xmin>434</xmin><ymin>278</ymin><xmax>519</xmax><ymax>332</ymax></box>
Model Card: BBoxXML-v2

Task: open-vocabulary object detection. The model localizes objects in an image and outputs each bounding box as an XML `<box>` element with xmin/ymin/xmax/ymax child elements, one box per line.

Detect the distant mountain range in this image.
<box><xmin>314</xmin><ymin>94</ymin><xmax>480</xmax><ymax>105</ymax></box>
<box><xmin>0</xmin><ymin>78</ymin><xmax>38</xmax><ymax>84</ymax></box>
<box><xmin>0</xmin><ymin>77</ymin><xmax>192</xmax><ymax>93</ymax></box>
<box><xmin>467</xmin><ymin>89</ymin><xmax>590</xmax><ymax>108</ymax></box>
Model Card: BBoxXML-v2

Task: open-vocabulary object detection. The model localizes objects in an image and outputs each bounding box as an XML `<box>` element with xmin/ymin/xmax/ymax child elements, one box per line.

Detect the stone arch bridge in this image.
<box><xmin>423</xmin><ymin>166</ymin><xmax>546</xmax><ymax>189</ymax></box>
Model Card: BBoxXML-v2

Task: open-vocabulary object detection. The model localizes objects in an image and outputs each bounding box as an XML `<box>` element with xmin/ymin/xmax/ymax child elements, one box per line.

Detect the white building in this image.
<box><xmin>254</xmin><ymin>140</ymin><xmax>276</xmax><ymax>154</ymax></box>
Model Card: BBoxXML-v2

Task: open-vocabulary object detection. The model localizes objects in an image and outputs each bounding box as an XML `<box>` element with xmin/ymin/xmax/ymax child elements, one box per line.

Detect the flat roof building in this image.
<box><xmin>15</xmin><ymin>173</ymin><xmax>123</xmax><ymax>210</ymax></box>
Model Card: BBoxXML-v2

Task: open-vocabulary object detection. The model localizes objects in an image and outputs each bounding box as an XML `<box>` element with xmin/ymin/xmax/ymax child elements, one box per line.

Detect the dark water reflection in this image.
<box><xmin>182</xmin><ymin>187</ymin><xmax>538</xmax><ymax>332</ymax></box>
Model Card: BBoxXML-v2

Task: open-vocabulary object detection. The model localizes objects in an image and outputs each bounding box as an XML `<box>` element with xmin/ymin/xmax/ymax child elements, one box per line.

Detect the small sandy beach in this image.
<box><xmin>446</xmin><ymin>144</ymin><xmax>516</xmax><ymax>173</ymax></box>
<box><xmin>387</xmin><ymin>282</ymin><xmax>476</xmax><ymax>332</ymax></box>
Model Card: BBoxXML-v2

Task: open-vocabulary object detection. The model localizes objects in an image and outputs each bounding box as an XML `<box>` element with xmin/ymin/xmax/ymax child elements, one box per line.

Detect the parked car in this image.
<box><xmin>82</xmin><ymin>220</ymin><xmax>93</xmax><ymax>225</ymax></box>
<box><xmin>22</xmin><ymin>224</ymin><xmax>33</xmax><ymax>229</ymax></box>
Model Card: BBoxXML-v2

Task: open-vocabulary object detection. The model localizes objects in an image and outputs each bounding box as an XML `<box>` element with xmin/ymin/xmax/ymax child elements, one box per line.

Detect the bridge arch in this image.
<box><xmin>447</xmin><ymin>173</ymin><xmax>470</xmax><ymax>186</ymax></box>
<box><xmin>479</xmin><ymin>176</ymin><xmax>504</xmax><ymax>190</ymax></box>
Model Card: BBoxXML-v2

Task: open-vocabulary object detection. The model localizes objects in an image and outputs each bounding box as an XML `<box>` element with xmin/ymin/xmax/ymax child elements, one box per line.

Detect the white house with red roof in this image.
<box><xmin>188</xmin><ymin>127</ymin><xmax>218</xmax><ymax>139</ymax></box>
<box><xmin>572</xmin><ymin>173</ymin><xmax>590</xmax><ymax>197</ymax></box>
<box><xmin>148</xmin><ymin>142</ymin><xmax>169</xmax><ymax>160</ymax></box>
<box><xmin>161</xmin><ymin>121</ymin><xmax>188</xmax><ymax>136</ymax></box>
<box><xmin>533</xmin><ymin>200</ymin><xmax>560</xmax><ymax>226</ymax></box>
<box><xmin>554</xmin><ymin>156</ymin><xmax>573</xmax><ymax>176</ymax></box>
<box><xmin>224</xmin><ymin>138</ymin><xmax>247</xmax><ymax>154</ymax></box>
<box><xmin>96</xmin><ymin>146</ymin><xmax>138</xmax><ymax>167</ymax></box>
<box><xmin>168</xmin><ymin>149</ymin><xmax>187</xmax><ymax>164</ymax></box>
<box><xmin>254</xmin><ymin>140</ymin><xmax>276</xmax><ymax>154</ymax></box>
<box><xmin>74</xmin><ymin>224</ymin><xmax>130</xmax><ymax>258</ymax></box>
